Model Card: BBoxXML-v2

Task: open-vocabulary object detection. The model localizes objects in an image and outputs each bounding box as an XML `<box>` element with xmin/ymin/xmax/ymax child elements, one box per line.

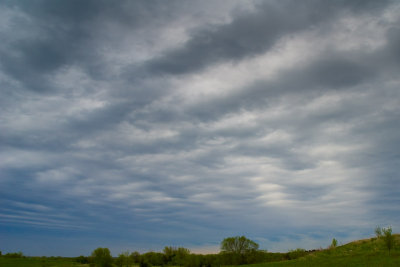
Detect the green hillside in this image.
<box><xmin>243</xmin><ymin>234</ymin><xmax>400</xmax><ymax>267</ymax></box>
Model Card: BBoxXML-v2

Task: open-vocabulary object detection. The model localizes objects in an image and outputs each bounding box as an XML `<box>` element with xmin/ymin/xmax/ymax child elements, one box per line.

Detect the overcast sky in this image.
<box><xmin>1</xmin><ymin>0</ymin><xmax>400</xmax><ymax>257</ymax></box>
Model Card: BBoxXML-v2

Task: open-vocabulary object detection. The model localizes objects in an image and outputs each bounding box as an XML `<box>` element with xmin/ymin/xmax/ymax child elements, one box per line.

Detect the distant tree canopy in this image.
<box><xmin>90</xmin><ymin>247</ymin><xmax>113</xmax><ymax>267</ymax></box>
<box><xmin>221</xmin><ymin>236</ymin><xmax>259</xmax><ymax>254</ymax></box>
<box><xmin>115</xmin><ymin>251</ymin><xmax>134</xmax><ymax>267</ymax></box>
<box><xmin>3</xmin><ymin>252</ymin><xmax>24</xmax><ymax>258</ymax></box>
<box><xmin>163</xmin><ymin>246</ymin><xmax>190</xmax><ymax>266</ymax></box>
<box><xmin>220</xmin><ymin>236</ymin><xmax>261</xmax><ymax>265</ymax></box>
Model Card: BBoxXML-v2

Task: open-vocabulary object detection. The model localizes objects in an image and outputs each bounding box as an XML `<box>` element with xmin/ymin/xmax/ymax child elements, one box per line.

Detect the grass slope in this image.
<box><xmin>244</xmin><ymin>234</ymin><xmax>400</xmax><ymax>267</ymax></box>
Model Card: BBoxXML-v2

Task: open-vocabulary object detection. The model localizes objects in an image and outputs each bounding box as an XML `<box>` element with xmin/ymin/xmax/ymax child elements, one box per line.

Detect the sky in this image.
<box><xmin>1</xmin><ymin>0</ymin><xmax>400</xmax><ymax>257</ymax></box>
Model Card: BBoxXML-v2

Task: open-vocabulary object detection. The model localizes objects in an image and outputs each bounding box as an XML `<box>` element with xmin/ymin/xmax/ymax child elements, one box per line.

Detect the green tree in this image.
<box><xmin>375</xmin><ymin>226</ymin><xmax>382</xmax><ymax>238</ymax></box>
<box><xmin>141</xmin><ymin>252</ymin><xmax>163</xmax><ymax>266</ymax></box>
<box><xmin>221</xmin><ymin>236</ymin><xmax>259</xmax><ymax>265</ymax></box>
<box><xmin>76</xmin><ymin>255</ymin><xmax>89</xmax><ymax>264</ymax></box>
<box><xmin>382</xmin><ymin>226</ymin><xmax>395</xmax><ymax>254</ymax></box>
<box><xmin>163</xmin><ymin>246</ymin><xmax>190</xmax><ymax>265</ymax></box>
<box><xmin>330</xmin><ymin>238</ymin><xmax>338</xmax><ymax>249</ymax></box>
<box><xmin>221</xmin><ymin>236</ymin><xmax>259</xmax><ymax>254</ymax></box>
<box><xmin>90</xmin><ymin>247</ymin><xmax>113</xmax><ymax>267</ymax></box>
<box><xmin>116</xmin><ymin>251</ymin><xmax>133</xmax><ymax>267</ymax></box>
<box><xmin>163</xmin><ymin>246</ymin><xmax>175</xmax><ymax>264</ymax></box>
<box><xmin>129</xmin><ymin>251</ymin><xmax>141</xmax><ymax>264</ymax></box>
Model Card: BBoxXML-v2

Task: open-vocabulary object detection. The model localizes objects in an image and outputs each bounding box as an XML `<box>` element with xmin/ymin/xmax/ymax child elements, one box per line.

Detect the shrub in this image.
<box><xmin>382</xmin><ymin>226</ymin><xmax>395</xmax><ymax>254</ymax></box>
<box><xmin>141</xmin><ymin>252</ymin><xmax>163</xmax><ymax>266</ymax></box>
<box><xmin>76</xmin><ymin>255</ymin><xmax>89</xmax><ymax>264</ymax></box>
<box><xmin>286</xmin><ymin>248</ymin><xmax>307</xmax><ymax>260</ymax></box>
<box><xmin>330</xmin><ymin>238</ymin><xmax>338</xmax><ymax>249</ymax></box>
<box><xmin>375</xmin><ymin>226</ymin><xmax>382</xmax><ymax>238</ymax></box>
<box><xmin>140</xmin><ymin>259</ymin><xmax>152</xmax><ymax>267</ymax></box>
<box><xmin>4</xmin><ymin>252</ymin><xmax>24</xmax><ymax>258</ymax></box>
<box><xmin>129</xmin><ymin>251</ymin><xmax>141</xmax><ymax>264</ymax></box>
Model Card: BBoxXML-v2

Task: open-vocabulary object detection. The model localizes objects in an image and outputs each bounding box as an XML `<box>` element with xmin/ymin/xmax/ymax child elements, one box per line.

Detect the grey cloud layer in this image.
<box><xmin>1</xmin><ymin>0</ymin><xmax>400</xmax><ymax>255</ymax></box>
<box><xmin>141</xmin><ymin>0</ymin><xmax>393</xmax><ymax>75</ymax></box>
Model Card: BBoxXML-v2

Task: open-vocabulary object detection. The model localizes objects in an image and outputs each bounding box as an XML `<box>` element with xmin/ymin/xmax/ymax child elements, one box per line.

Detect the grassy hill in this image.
<box><xmin>243</xmin><ymin>234</ymin><xmax>400</xmax><ymax>267</ymax></box>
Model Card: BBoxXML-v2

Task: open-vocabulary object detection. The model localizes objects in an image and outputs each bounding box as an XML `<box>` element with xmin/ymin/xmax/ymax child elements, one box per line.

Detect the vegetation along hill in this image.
<box><xmin>0</xmin><ymin>233</ymin><xmax>399</xmax><ymax>267</ymax></box>
<box><xmin>243</xmin><ymin>234</ymin><xmax>400</xmax><ymax>267</ymax></box>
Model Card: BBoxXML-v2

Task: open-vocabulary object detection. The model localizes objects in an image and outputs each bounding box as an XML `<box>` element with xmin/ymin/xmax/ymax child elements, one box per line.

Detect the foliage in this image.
<box><xmin>221</xmin><ymin>236</ymin><xmax>259</xmax><ymax>254</ymax></box>
<box><xmin>141</xmin><ymin>251</ymin><xmax>163</xmax><ymax>266</ymax></box>
<box><xmin>375</xmin><ymin>226</ymin><xmax>382</xmax><ymax>238</ymax></box>
<box><xmin>115</xmin><ymin>251</ymin><xmax>134</xmax><ymax>267</ymax></box>
<box><xmin>90</xmin><ymin>247</ymin><xmax>113</xmax><ymax>267</ymax></box>
<box><xmin>239</xmin><ymin>234</ymin><xmax>400</xmax><ymax>267</ymax></box>
<box><xmin>330</xmin><ymin>238</ymin><xmax>338</xmax><ymax>248</ymax></box>
<box><xmin>3</xmin><ymin>252</ymin><xmax>24</xmax><ymax>258</ymax></box>
<box><xmin>286</xmin><ymin>248</ymin><xmax>307</xmax><ymax>260</ymax></box>
<box><xmin>139</xmin><ymin>258</ymin><xmax>152</xmax><ymax>267</ymax></box>
<box><xmin>382</xmin><ymin>226</ymin><xmax>395</xmax><ymax>254</ymax></box>
<box><xmin>163</xmin><ymin>246</ymin><xmax>191</xmax><ymax>265</ymax></box>
<box><xmin>129</xmin><ymin>251</ymin><xmax>141</xmax><ymax>263</ymax></box>
<box><xmin>220</xmin><ymin>236</ymin><xmax>260</xmax><ymax>265</ymax></box>
<box><xmin>1</xmin><ymin>230</ymin><xmax>399</xmax><ymax>267</ymax></box>
<box><xmin>202</xmin><ymin>253</ymin><xmax>222</xmax><ymax>267</ymax></box>
<box><xmin>75</xmin><ymin>255</ymin><xmax>89</xmax><ymax>264</ymax></box>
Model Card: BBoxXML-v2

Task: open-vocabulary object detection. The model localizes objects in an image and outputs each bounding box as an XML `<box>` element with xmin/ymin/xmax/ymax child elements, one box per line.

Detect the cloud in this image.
<box><xmin>0</xmin><ymin>0</ymin><xmax>399</xmax><ymax>256</ymax></box>
<box><xmin>140</xmin><ymin>0</ymin><xmax>393</xmax><ymax>76</ymax></box>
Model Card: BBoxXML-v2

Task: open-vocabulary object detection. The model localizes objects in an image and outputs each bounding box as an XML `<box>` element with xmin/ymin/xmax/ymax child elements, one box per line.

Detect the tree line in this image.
<box><xmin>81</xmin><ymin>236</ymin><xmax>306</xmax><ymax>267</ymax></box>
<box><xmin>2</xmin><ymin>228</ymin><xmax>396</xmax><ymax>267</ymax></box>
<box><xmin>81</xmin><ymin>228</ymin><xmax>397</xmax><ymax>267</ymax></box>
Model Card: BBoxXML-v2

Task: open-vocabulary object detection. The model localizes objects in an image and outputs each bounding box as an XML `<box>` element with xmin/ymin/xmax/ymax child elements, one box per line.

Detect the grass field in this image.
<box><xmin>0</xmin><ymin>256</ymin><xmax>87</xmax><ymax>267</ymax></box>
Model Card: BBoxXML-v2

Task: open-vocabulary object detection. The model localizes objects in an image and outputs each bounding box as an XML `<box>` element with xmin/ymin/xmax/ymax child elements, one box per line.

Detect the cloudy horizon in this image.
<box><xmin>1</xmin><ymin>0</ymin><xmax>400</xmax><ymax>257</ymax></box>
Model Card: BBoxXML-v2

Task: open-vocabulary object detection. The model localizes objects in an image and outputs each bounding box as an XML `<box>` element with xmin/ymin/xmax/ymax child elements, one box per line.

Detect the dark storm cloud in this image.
<box><xmin>1</xmin><ymin>0</ymin><xmax>97</xmax><ymax>92</ymax></box>
<box><xmin>182</xmin><ymin>13</ymin><xmax>400</xmax><ymax>125</ymax></box>
<box><xmin>141</xmin><ymin>0</ymin><xmax>393</xmax><ymax>75</ymax></box>
<box><xmin>383</xmin><ymin>26</ymin><xmax>400</xmax><ymax>69</ymax></box>
<box><xmin>0</xmin><ymin>0</ymin><xmax>187</xmax><ymax>92</ymax></box>
<box><xmin>178</xmin><ymin>52</ymin><xmax>374</xmax><ymax>123</ymax></box>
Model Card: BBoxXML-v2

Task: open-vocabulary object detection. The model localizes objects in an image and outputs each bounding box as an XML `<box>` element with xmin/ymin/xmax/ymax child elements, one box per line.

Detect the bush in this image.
<box><xmin>140</xmin><ymin>259</ymin><xmax>152</xmax><ymax>267</ymax></box>
<box><xmin>163</xmin><ymin>246</ymin><xmax>191</xmax><ymax>265</ymax></box>
<box><xmin>375</xmin><ymin>226</ymin><xmax>382</xmax><ymax>238</ymax></box>
<box><xmin>286</xmin><ymin>248</ymin><xmax>307</xmax><ymax>260</ymax></box>
<box><xmin>382</xmin><ymin>226</ymin><xmax>395</xmax><ymax>254</ymax></box>
<box><xmin>4</xmin><ymin>252</ymin><xmax>24</xmax><ymax>258</ymax></box>
<box><xmin>141</xmin><ymin>252</ymin><xmax>163</xmax><ymax>266</ymax></box>
<box><xmin>115</xmin><ymin>251</ymin><xmax>134</xmax><ymax>267</ymax></box>
<box><xmin>76</xmin><ymin>255</ymin><xmax>89</xmax><ymax>264</ymax></box>
<box><xmin>129</xmin><ymin>251</ymin><xmax>141</xmax><ymax>264</ymax></box>
<box><xmin>330</xmin><ymin>238</ymin><xmax>338</xmax><ymax>249</ymax></box>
